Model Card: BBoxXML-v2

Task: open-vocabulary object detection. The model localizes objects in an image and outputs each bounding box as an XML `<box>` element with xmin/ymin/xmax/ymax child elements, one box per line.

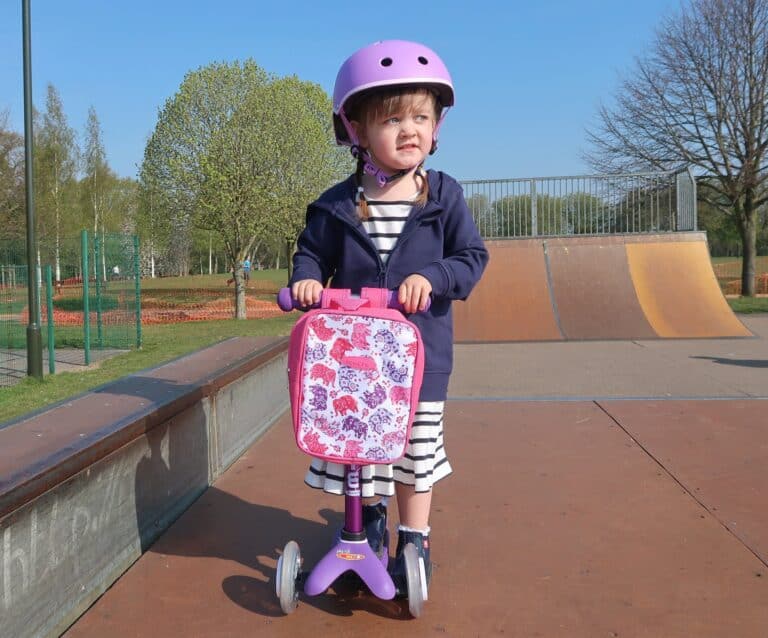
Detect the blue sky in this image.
<box><xmin>0</xmin><ymin>0</ymin><xmax>678</xmax><ymax>182</ymax></box>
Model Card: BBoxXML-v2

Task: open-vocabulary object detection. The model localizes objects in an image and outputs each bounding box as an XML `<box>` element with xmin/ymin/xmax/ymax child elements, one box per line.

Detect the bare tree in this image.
<box><xmin>586</xmin><ymin>0</ymin><xmax>768</xmax><ymax>295</ymax></box>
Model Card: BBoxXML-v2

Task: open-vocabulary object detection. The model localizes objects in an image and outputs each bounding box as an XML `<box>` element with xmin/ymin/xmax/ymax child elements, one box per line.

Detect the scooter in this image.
<box><xmin>275</xmin><ymin>287</ymin><xmax>428</xmax><ymax>618</ymax></box>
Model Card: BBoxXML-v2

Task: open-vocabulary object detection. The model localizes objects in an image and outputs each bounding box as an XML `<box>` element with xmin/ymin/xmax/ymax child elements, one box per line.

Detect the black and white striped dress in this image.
<box><xmin>304</xmin><ymin>196</ymin><xmax>452</xmax><ymax>496</ymax></box>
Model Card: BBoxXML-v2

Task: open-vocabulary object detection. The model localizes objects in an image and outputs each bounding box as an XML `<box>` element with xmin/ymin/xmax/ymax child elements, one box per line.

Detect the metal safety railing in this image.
<box><xmin>461</xmin><ymin>167</ymin><xmax>697</xmax><ymax>239</ymax></box>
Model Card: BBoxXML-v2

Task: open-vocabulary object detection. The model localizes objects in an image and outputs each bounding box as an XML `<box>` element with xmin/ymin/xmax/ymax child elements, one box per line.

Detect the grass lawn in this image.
<box><xmin>0</xmin><ymin>313</ymin><xmax>298</xmax><ymax>425</ymax></box>
<box><xmin>141</xmin><ymin>269</ymin><xmax>289</xmax><ymax>291</ymax></box>
<box><xmin>727</xmin><ymin>296</ymin><xmax>768</xmax><ymax>313</ymax></box>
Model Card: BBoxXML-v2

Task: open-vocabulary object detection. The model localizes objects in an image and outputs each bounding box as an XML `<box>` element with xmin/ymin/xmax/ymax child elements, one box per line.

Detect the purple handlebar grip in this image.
<box><xmin>277</xmin><ymin>287</ymin><xmax>321</xmax><ymax>311</ymax></box>
<box><xmin>385</xmin><ymin>290</ymin><xmax>431</xmax><ymax>312</ymax></box>
<box><xmin>276</xmin><ymin>288</ymin><xmax>430</xmax><ymax>312</ymax></box>
<box><xmin>277</xmin><ymin>287</ymin><xmax>297</xmax><ymax>311</ymax></box>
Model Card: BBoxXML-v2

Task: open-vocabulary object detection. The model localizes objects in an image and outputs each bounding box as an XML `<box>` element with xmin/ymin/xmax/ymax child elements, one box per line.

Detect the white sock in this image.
<box><xmin>365</xmin><ymin>497</ymin><xmax>389</xmax><ymax>508</ymax></box>
<box><xmin>397</xmin><ymin>524</ymin><xmax>430</xmax><ymax>536</ymax></box>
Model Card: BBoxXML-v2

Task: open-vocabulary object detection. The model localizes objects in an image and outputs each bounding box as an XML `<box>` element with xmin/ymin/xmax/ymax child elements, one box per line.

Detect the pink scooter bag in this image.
<box><xmin>284</xmin><ymin>288</ymin><xmax>425</xmax><ymax>465</ymax></box>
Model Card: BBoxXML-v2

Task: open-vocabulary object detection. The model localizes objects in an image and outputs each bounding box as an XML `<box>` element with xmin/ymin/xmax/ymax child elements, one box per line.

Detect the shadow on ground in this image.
<box><xmin>692</xmin><ymin>355</ymin><xmax>768</xmax><ymax>368</ymax></box>
<box><xmin>147</xmin><ymin>488</ymin><xmax>411</xmax><ymax>620</ymax></box>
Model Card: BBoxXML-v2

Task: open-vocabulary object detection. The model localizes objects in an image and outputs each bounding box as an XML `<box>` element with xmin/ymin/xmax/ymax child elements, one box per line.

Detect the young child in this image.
<box><xmin>290</xmin><ymin>40</ymin><xmax>488</xmax><ymax>593</ymax></box>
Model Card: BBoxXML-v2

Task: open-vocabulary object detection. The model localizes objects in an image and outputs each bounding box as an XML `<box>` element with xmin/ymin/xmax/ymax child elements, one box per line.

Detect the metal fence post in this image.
<box><xmin>688</xmin><ymin>167</ymin><xmax>698</xmax><ymax>231</ymax></box>
<box><xmin>134</xmin><ymin>235</ymin><xmax>142</xmax><ymax>349</ymax></box>
<box><xmin>45</xmin><ymin>265</ymin><xmax>55</xmax><ymax>375</ymax></box>
<box><xmin>22</xmin><ymin>0</ymin><xmax>43</xmax><ymax>379</ymax></box>
<box><xmin>530</xmin><ymin>179</ymin><xmax>538</xmax><ymax>237</ymax></box>
<box><xmin>94</xmin><ymin>233</ymin><xmax>103</xmax><ymax>349</ymax></box>
<box><xmin>81</xmin><ymin>229</ymin><xmax>90</xmax><ymax>365</ymax></box>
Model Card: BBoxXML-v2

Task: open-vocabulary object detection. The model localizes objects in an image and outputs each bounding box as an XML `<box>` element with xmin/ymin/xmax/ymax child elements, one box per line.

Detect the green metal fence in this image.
<box><xmin>0</xmin><ymin>263</ymin><xmax>31</xmax><ymax>387</ymax></box>
<box><xmin>0</xmin><ymin>231</ymin><xmax>141</xmax><ymax>387</ymax></box>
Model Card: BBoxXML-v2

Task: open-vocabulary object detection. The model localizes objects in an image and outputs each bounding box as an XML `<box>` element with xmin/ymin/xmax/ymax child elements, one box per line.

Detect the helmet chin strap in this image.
<box><xmin>351</xmin><ymin>145</ymin><xmax>411</xmax><ymax>188</ymax></box>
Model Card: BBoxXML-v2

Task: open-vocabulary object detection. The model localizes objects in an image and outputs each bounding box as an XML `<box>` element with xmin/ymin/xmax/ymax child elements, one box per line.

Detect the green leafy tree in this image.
<box><xmin>35</xmin><ymin>84</ymin><xmax>78</xmax><ymax>280</ymax></box>
<box><xmin>491</xmin><ymin>195</ymin><xmax>533</xmax><ymax>237</ymax></box>
<box><xmin>81</xmin><ymin>106</ymin><xmax>121</xmax><ymax>279</ymax></box>
<box><xmin>586</xmin><ymin>0</ymin><xmax>768</xmax><ymax>295</ymax></box>
<box><xmin>0</xmin><ymin>110</ymin><xmax>25</xmax><ymax>246</ymax></box>
<box><xmin>197</xmin><ymin>75</ymin><xmax>348</xmax><ymax>317</ymax></box>
<box><xmin>463</xmin><ymin>193</ymin><xmax>491</xmax><ymax>238</ymax></box>
<box><xmin>141</xmin><ymin>61</ymin><xmax>271</xmax><ymax>276</ymax></box>
<box><xmin>264</xmin><ymin>77</ymin><xmax>349</xmax><ymax>278</ymax></box>
<box><xmin>136</xmin><ymin>164</ymin><xmax>172</xmax><ymax>278</ymax></box>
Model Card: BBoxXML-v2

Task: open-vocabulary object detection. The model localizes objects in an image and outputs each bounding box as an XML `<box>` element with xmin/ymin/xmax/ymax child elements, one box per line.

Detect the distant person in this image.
<box><xmin>243</xmin><ymin>258</ymin><xmax>251</xmax><ymax>282</ymax></box>
<box><xmin>111</xmin><ymin>265</ymin><xmax>120</xmax><ymax>280</ymax></box>
<box><xmin>289</xmin><ymin>40</ymin><xmax>488</xmax><ymax>595</ymax></box>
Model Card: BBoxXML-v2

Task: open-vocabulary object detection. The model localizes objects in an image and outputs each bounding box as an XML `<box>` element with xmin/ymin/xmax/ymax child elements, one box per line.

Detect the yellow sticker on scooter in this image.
<box><xmin>336</xmin><ymin>550</ymin><xmax>365</xmax><ymax>561</ymax></box>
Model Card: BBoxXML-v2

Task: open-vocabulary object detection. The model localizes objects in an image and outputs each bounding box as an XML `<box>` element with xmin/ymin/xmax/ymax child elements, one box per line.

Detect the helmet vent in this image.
<box><xmin>417</xmin><ymin>56</ymin><xmax>429</xmax><ymax>65</ymax></box>
<box><xmin>380</xmin><ymin>57</ymin><xmax>393</xmax><ymax>67</ymax></box>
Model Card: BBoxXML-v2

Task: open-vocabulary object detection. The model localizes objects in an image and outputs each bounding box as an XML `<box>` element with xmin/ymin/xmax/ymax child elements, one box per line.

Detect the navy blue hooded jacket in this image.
<box><xmin>290</xmin><ymin>169</ymin><xmax>489</xmax><ymax>401</ymax></box>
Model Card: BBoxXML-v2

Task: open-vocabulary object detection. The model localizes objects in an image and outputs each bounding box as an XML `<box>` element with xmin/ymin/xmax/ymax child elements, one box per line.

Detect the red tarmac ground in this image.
<box><xmin>65</xmin><ymin>316</ymin><xmax>768</xmax><ymax>637</ymax></box>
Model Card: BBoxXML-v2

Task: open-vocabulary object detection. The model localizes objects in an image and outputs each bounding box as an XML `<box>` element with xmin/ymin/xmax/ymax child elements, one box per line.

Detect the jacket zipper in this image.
<box><xmin>334</xmin><ymin>202</ymin><xmax>441</xmax><ymax>288</ymax></box>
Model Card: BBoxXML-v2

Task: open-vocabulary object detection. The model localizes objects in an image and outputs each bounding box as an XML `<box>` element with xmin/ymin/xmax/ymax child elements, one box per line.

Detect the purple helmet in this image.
<box><xmin>333</xmin><ymin>40</ymin><xmax>455</xmax><ymax>148</ymax></box>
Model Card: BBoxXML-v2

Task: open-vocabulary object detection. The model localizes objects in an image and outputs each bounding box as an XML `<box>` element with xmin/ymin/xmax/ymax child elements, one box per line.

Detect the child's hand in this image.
<box><xmin>398</xmin><ymin>274</ymin><xmax>432</xmax><ymax>313</ymax></box>
<box><xmin>292</xmin><ymin>279</ymin><xmax>323</xmax><ymax>307</ymax></box>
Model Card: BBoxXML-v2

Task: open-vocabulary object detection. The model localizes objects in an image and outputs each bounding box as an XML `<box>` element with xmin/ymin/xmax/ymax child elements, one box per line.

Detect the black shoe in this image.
<box><xmin>362</xmin><ymin>502</ymin><xmax>387</xmax><ymax>557</ymax></box>
<box><xmin>390</xmin><ymin>529</ymin><xmax>431</xmax><ymax>598</ymax></box>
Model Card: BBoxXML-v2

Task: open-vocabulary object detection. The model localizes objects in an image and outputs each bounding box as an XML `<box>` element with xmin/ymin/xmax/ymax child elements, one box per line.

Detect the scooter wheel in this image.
<box><xmin>276</xmin><ymin>540</ymin><xmax>301</xmax><ymax>614</ymax></box>
<box><xmin>403</xmin><ymin>542</ymin><xmax>427</xmax><ymax>618</ymax></box>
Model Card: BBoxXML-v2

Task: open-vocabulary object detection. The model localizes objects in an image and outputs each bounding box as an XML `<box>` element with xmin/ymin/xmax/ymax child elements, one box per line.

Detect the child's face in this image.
<box><xmin>353</xmin><ymin>91</ymin><xmax>437</xmax><ymax>175</ymax></box>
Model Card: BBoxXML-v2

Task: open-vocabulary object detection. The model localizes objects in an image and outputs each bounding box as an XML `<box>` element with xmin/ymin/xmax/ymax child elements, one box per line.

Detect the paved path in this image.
<box><xmin>65</xmin><ymin>315</ymin><xmax>768</xmax><ymax>637</ymax></box>
<box><xmin>0</xmin><ymin>348</ymin><xmax>126</xmax><ymax>387</ymax></box>
<box><xmin>451</xmin><ymin>314</ymin><xmax>768</xmax><ymax>399</ymax></box>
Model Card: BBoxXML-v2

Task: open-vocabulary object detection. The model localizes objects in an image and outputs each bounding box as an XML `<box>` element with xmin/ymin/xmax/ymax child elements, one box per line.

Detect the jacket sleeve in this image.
<box><xmin>289</xmin><ymin>205</ymin><xmax>339</xmax><ymax>286</ymax></box>
<box><xmin>417</xmin><ymin>175</ymin><xmax>489</xmax><ymax>300</ymax></box>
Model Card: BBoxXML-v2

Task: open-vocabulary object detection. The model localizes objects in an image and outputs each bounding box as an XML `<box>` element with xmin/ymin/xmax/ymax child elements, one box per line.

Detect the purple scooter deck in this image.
<box><xmin>303</xmin><ymin>537</ymin><xmax>396</xmax><ymax>600</ymax></box>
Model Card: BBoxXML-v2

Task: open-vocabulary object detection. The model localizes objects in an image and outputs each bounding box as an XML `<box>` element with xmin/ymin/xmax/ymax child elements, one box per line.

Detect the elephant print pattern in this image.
<box><xmin>297</xmin><ymin>312</ymin><xmax>420</xmax><ymax>463</ymax></box>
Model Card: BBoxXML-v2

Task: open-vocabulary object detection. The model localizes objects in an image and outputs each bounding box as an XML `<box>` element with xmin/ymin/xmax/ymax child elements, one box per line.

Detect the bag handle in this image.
<box><xmin>320</xmin><ymin>288</ymin><xmax>391</xmax><ymax>311</ymax></box>
<box><xmin>360</xmin><ymin>288</ymin><xmax>390</xmax><ymax>308</ymax></box>
<box><xmin>320</xmin><ymin>288</ymin><xmax>367</xmax><ymax>310</ymax></box>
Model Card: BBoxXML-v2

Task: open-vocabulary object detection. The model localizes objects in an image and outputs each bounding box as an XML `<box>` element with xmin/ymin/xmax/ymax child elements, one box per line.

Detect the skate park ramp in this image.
<box><xmin>453</xmin><ymin>231</ymin><xmax>752</xmax><ymax>342</ymax></box>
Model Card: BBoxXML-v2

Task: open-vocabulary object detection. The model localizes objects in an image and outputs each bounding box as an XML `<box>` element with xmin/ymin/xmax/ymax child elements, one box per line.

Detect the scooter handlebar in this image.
<box><xmin>276</xmin><ymin>287</ymin><xmax>430</xmax><ymax>313</ymax></box>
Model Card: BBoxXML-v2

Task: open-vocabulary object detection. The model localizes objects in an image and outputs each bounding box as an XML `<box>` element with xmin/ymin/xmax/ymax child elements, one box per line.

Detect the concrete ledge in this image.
<box><xmin>0</xmin><ymin>336</ymin><xmax>289</xmax><ymax>638</ymax></box>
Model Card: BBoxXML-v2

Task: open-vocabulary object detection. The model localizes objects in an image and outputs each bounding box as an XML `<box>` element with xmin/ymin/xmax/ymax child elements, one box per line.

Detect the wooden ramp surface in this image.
<box><xmin>454</xmin><ymin>233</ymin><xmax>752</xmax><ymax>342</ymax></box>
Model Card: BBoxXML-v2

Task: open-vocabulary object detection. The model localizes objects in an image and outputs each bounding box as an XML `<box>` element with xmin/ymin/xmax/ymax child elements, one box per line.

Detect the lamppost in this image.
<box><xmin>22</xmin><ymin>0</ymin><xmax>43</xmax><ymax>378</ymax></box>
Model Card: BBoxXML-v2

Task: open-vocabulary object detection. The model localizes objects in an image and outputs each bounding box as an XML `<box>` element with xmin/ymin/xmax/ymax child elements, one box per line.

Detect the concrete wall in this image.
<box><xmin>0</xmin><ymin>341</ymin><xmax>288</xmax><ymax>638</ymax></box>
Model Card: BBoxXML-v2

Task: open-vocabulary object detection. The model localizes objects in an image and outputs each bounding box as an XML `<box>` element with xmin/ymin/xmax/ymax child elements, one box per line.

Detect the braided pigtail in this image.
<box><xmin>415</xmin><ymin>164</ymin><xmax>429</xmax><ymax>207</ymax></box>
<box><xmin>354</xmin><ymin>156</ymin><xmax>370</xmax><ymax>220</ymax></box>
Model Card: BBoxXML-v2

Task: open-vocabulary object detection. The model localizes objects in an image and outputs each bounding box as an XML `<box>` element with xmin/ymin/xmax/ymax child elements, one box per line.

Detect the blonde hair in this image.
<box><xmin>348</xmin><ymin>87</ymin><xmax>441</xmax><ymax>219</ymax></box>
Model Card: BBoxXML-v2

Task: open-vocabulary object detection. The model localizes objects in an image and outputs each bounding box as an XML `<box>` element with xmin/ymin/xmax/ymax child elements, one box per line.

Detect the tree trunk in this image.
<box><xmin>55</xmin><ymin>204</ymin><xmax>61</xmax><ymax>282</ymax></box>
<box><xmin>208</xmin><ymin>233</ymin><xmax>213</xmax><ymax>274</ymax></box>
<box><xmin>93</xmin><ymin>199</ymin><xmax>100</xmax><ymax>280</ymax></box>
<box><xmin>233</xmin><ymin>267</ymin><xmax>247</xmax><ymax>319</ymax></box>
<box><xmin>286</xmin><ymin>238</ymin><xmax>294</xmax><ymax>282</ymax></box>
<box><xmin>55</xmin><ymin>242</ymin><xmax>61</xmax><ymax>283</ymax></box>
<box><xmin>101</xmin><ymin>229</ymin><xmax>107</xmax><ymax>282</ymax></box>
<box><xmin>740</xmin><ymin>203</ymin><xmax>758</xmax><ymax>297</ymax></box>
<box><xmin>36</xmin><ymin>249</ymin><xmax>42</xmax><ymax>292</ymax></box>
